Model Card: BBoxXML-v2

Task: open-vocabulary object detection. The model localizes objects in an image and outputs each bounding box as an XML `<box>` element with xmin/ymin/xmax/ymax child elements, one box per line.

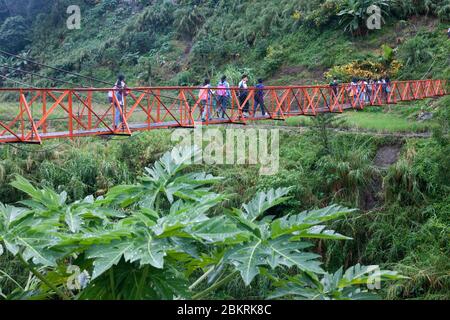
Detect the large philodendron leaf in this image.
<box><xmin>64</xmin><ymin>207</ymin><xmax>83</xmax><ymax>233</ymax></box>
<box><xmin>104</xmin><ymin>146</ymin><xmax>221</xmax><ymax>209</ymax></box>
<box><xmin>87</xmin><ymin>240</ymin><xmax>134</xmax><ymax>280</ymax></box>
<box><xmin>16</xmin><ymin>235</ymin><xmax>59</xmax><ymax>267</ymax></box>
<box><xmin>222</xmin><ymin>191</ymin><xmax>357</xmax><ymax>286</ymax></box>
<box><xmin>124</xmin><ymin>233</ymin><xmax>168</xmax><ymax>269</ymax></box>
<box><xmin>11</xmin><ymin>175</ymin><xmax>67</xmax><ymax>211</ymax></box>
<box><xmin>271</xmin><ymin>204</ymin><xmax>356</xmax><ymax>240</ymax></box>
<box><xmin>225</xmin><ymin>240</ymin><xmax>267</xmax><ymax>285</ymax></box>
<box><xmin>0</xmin><ymin>204</ymin><xmax>30</xmax><ymax>233</ymax></box>
<box><xmin>165</xmin><ymin>172</ymin><xmax>223</xmax><ymax>204</ymax></box>
<box><xmin>142</xmin><ymin>146</ymin><xmax>201</xmax><ymax>186</ymax></box>
<box><xmin>225</xmin><ymin>237</ymin><xmax>324</xmax><ymax>286</ymax></box>
<box><xmin>102</xmin><ymin>185</ymin><xmax>147</xmax><ymax>208</ymax></box>
<box><xmin>337</xmin><ymin>264</ymin><xmax>408</xmax><ymax>289</ymax></box>
<box><xmin>269</xmin><ymin>264</ymin><xmax>407</xmax><ymax>300</ymax></box>
<box><xmin>0</xmin><ymin>203</ymin><xmax>62</xmax><ymax>267</ymax></box>
<box><xmin>241</xmin><ymin>188</ymin><xmax>291</xmax><ymax>223</ymax></box>
<box><xmin>151</xmin><ymin>194</ymin><xmax>225</xmax><ymax>237</ymax></box>
<box><xmin>266</xmin><ymin>237</ymin><xmax>324</xmax><ymax>274</ymax></box>
<box><xmin>188</xmin><ymin>216</ymin><xmax>249</xmax><ymax>244</ymax></box>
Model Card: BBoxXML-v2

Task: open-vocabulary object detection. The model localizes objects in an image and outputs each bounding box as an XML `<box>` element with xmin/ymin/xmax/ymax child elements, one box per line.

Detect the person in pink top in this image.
<box><xmin>199</xmin><ymin>78</ymin><xmax>212</xmax><ymax>122</ymax></box>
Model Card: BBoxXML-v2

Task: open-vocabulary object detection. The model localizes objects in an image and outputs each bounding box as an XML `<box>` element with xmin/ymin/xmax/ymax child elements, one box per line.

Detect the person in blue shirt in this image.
<box><xmin>254</xmin><ymin>78</ymin><xmax>267</xmax><ymax>116</ymax></box>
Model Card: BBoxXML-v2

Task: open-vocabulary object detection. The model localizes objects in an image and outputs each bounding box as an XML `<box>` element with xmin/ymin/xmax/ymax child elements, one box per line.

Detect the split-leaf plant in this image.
<box><xmin>0</xmin><ymin>146</ymin><xmax>405</xmax><ymax>300</ymax></box>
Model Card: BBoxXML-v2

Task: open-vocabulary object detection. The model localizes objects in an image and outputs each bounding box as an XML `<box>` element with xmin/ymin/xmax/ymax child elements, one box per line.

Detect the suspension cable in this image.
<box><xmin>0</xmin><ymin>50</ymin><xmax>237</xmax><ymax>125</ymax></box>
<box><xmin>0</xmin><ymin>64</ymin><xmax>82</xmax><ymax>87</ymax></box>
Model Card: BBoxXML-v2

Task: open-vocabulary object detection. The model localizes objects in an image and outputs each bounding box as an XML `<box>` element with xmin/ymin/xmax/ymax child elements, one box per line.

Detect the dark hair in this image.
<box><xmin>204</xmin><ymin>78</ymin><xmax>210</xmax><ymax>85</ymax></box>
<box><xmin>242</xmin><ymin>74</ymin><xmax>248</xmax><ymax>80</ymax></box>
<box><xmin>221</xmin><ymin>75</ymin><xmax>227</xmax><ymax>82</ymax></box>
<box><xmin>117</xmin><ymin>74</ymin><xmax>125</xmax><ymax>82</ymax></box>
<box><xmin>258</xmin><ymin>78</ymin><xmax>263</xmax><ymax>83</ymax></box>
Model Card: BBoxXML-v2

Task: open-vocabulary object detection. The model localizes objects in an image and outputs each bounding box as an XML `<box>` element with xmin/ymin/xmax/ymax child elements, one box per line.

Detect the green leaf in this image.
<box><xmin>271</xmin><ymin>205</ymin><xmax>356</xmax><ymax>239</ymax></box>
<box><xmin>269</xmin><ymin>264</ymin><xmax>407</xmax><ymax>300</ymax></box>
<box><xmin>152</xmin><ymin>195</ymin><xmax>223</xmax><ymax>237</ymax></box>
<box><xmin>11</xmin><ymin>175</ymin><xmax>66</xmax><ymax>210</ymax></box>
<box><xmin>87</xmin><ymin>241</ymin><xmax>134</xmax><ymax>279</ymax></box>
<box><xmin>64</xmin><ymin>207</ymin><xmax>82</xmax><ymax>233</ymax></box>
<box><xmin>241</xmin><ymin>188</ymin><xmax>291</xmax><ymax>222</ymax></box>
<box><xmin>267</xmin><ymin>237</ymin><xmax>324</xmax><ymax>274</ymax></box>
<box><xmin>339</xmin><ymin>264</ymin><xmax>409</xmax><ymax>288</ymax></box>
<box><xmin>0</xmin><ymin>204</ymin><xmax>30</xmax><ymax>231</ymax></box>
<box><xmin>189</xmin><ymin>216</ymin><xmax>247</xmax><ymax>243</ymax></box>
<box><xmin>290</xmin><ymin>225</ymin><xmax>352</xmax><ymax>241</ymax></box>
<box><xmin>125</xmin><ymin>234</ymin><xmax>167</xmax><ymax>269</ymax></box>
<box><xmin>17</xmin><ymin>236</ymin><xmax>58</xmax><ymax>267</ymax></box>
<box><xmin>226</xmin><ymin>239</ymin><xmax>266</xmax><ymax>285</ymax></box>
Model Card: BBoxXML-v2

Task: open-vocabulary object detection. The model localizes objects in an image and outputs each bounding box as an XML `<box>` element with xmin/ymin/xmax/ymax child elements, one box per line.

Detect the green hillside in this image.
<box><xmin>0</xmin><ymin>0</ymin><xmax>449</xmax><ymax>87</ymax></box>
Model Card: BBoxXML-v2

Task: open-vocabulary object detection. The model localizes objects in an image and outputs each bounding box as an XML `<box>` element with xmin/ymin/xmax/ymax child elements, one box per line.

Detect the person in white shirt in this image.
<box><xmin>238</xmin><ymin>75</ymin><xmax>249</xmax><ymax>117</ymax></box>
<box><xmin>112</xmin><ymin>75</ymin><xmax>127</xmax><ymax>128</ymax></box>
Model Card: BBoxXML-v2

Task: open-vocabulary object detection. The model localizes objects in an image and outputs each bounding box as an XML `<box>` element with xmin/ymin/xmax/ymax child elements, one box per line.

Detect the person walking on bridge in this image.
<box><xmin>216</xmin><ymin>76</ymin><xmax>230</xmax><ymax>119</ymax></box>
<box><xmin>330</xmin><ymin>77</ymin><xmax>339</xmax><ymax>103</ymax></box>
<box><xmin>239</xmin><ymin>75</ymin><xmax>250</xmax><ymax>118</ymax></box>
<box><xmin>199</xmin><ymin>78</ymin><xmax>213</xmax><ymax>122</ymax></box>
<box><xmin>254</xmin><ymin>79</ymin><xmax>267</xmax><ymax>116</ymax></box>
<box><xmin>348</xmin><ymin>78</ymin><xmax>358</xmax><ymax>106</ymax></box>
<box><xmin>112</xmin><ymin>74</ymin><xmax>128</xmax><ymax>129</ymax></box>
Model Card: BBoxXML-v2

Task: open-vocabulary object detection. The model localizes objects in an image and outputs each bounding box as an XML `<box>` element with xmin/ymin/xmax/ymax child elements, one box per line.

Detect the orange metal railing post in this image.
<box><xmin>42</xmin><ymin>91</ymin><xmax>47</xmax><ymax>134</ymax></box>
<box><xmin>87</xmin><ymin>91</ymin><xmax>92</xmax><ymax>130</ymax></box>
<box><xmin>68</xmin><ymin>90</ymin><xmax>73</xmax><ymax>139</ymax></box>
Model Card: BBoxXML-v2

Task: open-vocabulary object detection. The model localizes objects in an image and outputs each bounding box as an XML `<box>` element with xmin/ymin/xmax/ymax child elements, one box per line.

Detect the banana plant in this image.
<box><xmin>337</xmin><ymin>0</ymin><xmax>391</xmax><ymax>35</ymax></box>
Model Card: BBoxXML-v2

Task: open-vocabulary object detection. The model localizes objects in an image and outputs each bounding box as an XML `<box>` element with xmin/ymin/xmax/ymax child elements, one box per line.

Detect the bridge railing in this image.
<box><xmin>0</xmin><ymin>79</ymin><xmax>447</xmax><ymax>143</ymax></box>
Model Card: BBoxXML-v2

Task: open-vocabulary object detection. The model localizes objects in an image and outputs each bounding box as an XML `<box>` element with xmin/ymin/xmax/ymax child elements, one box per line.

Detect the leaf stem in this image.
<box><xmin>192</xmin><ymin>270</ymin><xmax>239</xmax><ymax>300</ymax></box>
<box><xmin>136</xmin><ymin>265</ymin><xmax>150</xmax><ymax>299</ymax></box>
<box><xmin>189</xmin><ymin>266</ymin><xmax>215</xmax><ymax>291</ymax></box>
<box><xmin>17</xmin><ymin>254</ymin><xmax>70</xmax><ymax>300</ymax></box>
<box><xmin>109</xmin><ymin>268</ymin><xmax>116</xmax><ymax>299</ymax></box>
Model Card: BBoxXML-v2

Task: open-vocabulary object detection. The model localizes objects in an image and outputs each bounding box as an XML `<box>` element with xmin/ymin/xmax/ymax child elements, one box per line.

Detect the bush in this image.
<box><xmin>0</xmin><ymin>16</ymin><xmax>30</xmax><ymax>53</ymax></box>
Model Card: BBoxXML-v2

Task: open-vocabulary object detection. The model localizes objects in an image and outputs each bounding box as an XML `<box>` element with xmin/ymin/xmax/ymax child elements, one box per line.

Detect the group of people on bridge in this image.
<box><xmin>198</xmin><ymin>75</ymin><xmax>268</xmax><ymax>122</ymax></box>
<box><xmin>108</xmin><ymin>74</ymin><xmax>268</xmax><ymax>126</ymax></box>
<box><xmin>330</xmin><ymin>77</ymin><xmax>392</xmax><ymax>105</ymax></box>
<box><xmin>107</xmin><ymin>73</ymin><xmax>395</xmax><ymax>127</ymax></box>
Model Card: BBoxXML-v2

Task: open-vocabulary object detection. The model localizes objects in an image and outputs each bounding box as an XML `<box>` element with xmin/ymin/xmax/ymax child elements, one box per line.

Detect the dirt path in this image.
<box><xmin>373</xmin><ymin>144</ymin><xmax>403</xmax><ymax>168</ymax></box>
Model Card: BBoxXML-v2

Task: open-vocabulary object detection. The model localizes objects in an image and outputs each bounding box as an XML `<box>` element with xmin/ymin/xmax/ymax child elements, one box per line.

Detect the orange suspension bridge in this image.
<box><xmin>0</xmin><ymin>79</ymin><xmax>447</xmax><ymax>144</ymax></box>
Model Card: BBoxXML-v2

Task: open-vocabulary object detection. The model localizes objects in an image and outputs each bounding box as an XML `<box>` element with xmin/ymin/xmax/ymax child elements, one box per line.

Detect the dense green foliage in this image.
<box><xmin>0</xmin><ymin>0</ymin><xmax>449</xmax><ymax>87</ymax></box>
<box><xmin>0</xmin><ymin>146</ymin><xmax>405</xmax><ymax>299</ymax></box>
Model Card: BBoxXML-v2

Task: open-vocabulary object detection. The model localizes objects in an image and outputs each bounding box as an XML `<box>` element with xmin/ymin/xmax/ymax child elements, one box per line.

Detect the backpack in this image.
<box><xmin>217</xmin><ymin>82</ymin><xmax>227</xmax><ymax>96</ymax></box>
